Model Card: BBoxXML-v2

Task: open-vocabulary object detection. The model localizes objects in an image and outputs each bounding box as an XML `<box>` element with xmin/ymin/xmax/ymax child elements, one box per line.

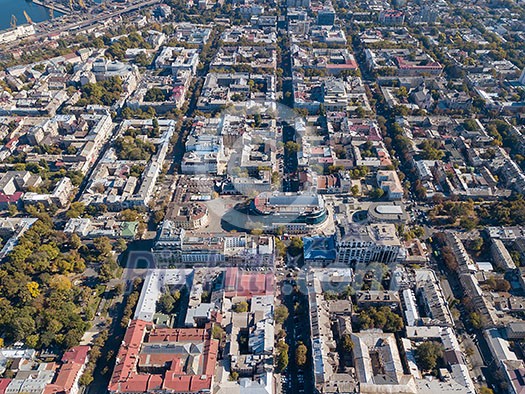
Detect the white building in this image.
<box><xmin>336</xmin><ymin>223</ymin><xmax>402</xmax><ymax>265</ymax></box>
<box><xmin>491</xmin><ymin>238</ymin><xmax>517</xmax><ymax>271</ymax></box>
<box><xmin>377</xmin><ymin>170</ymin><xmax>403</xmax><ymax>200</ymax></box>
<box><xmin>133</xmin><ymin>269</ymin><xmax>193</xmax><ymax>322</ymax></box>
<box><xmin>351</xmin><ymin>330</ymin><xmax>417</xmax><ymax>394</ymax></box>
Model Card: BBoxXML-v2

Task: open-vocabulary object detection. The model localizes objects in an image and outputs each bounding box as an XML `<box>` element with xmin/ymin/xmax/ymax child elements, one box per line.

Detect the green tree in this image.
<box><xmin>470</xmin><ymin>312</ymin><xmax>483</xmax><ymax>329</ymax></box>
<box><xmin>78</xmin><ymin>77</ymin><xmax>123</xmax><ymax>106</ymax></box>
<box><xmin>470</xmin><ymin>238</ymin><xmax>483</xmax><ymax>252</ymax></box>
<box><xmin>328</xmin><ymin>165</ymin><xmax>344</xmax><ymax>174</ymax></box>
<box><xmin>369</xmin><ymin>188</ymin><xmax>385</xmax><ymax>199</ymax></box>
<box><xmin>151</xmin><ymin>118</ymin><xmax>160</xmax><ymax>137</ymax></box>
<box><xmin>275</xmin><ymin>305</ymin><xmax>289</xmax><ymax>324</ymax></box>
<box><xmin>396</xmin><ymin>86</ymin><xmax>408</xmax><ymax>98</ymax></box>
<box><xmin>7</xmin><ymin>204</ymin><xmax>18</xmax><ymax>217</ymax></box>
<box><xmin>66</xmin><ymin>170</ymin><xmax>84</xmax><ymax>186</ymax></box>
<box><xmin>276</xmin><ymin>341</ymin><xmax>289</xmax><ymax>372</ymax></box>
<box><xmin>120</xmin><ymin>209</ymin><xmax>141</xmax><ymax>222</ymax></box>
<box><xmin>479</xmin><ymin>388</ymin><xmax>493</xmax><ymax>394</ymax></box>
<box><xmin>460</xmin><ymin>216</ymin><xmax>479</xmax><ymax>231</ymax></box>
<box><xmin>486</xmin><ymin>277</ymin><xmax>511</xmax><ymax>292</ymax></box>
<box><xmin>277</xmin><ymin>349</ymin><xmax>288</xmax><ymax>372</ymax></box>
<box><xmin>284</xmin><ymin>141</ymin><xmax>301</xmax><ymax>153</ymax></box>
<box><xmin>357</xmin><ymin>307</ymin><xmax>403</xmax><ymax>332</ymax></box>
<box><xmin>10</xmin><ymin>313</ymin><xmax>36</xmax><ymax>341</ymax></box>
<box><xmin>233</xmin><ymin>301</ymin><xmax>249</xmax><ymax>313</ymax></box>
<box><xmin>511</xmin><ymin>251</ymin><xmax>522</xmax><ymax>267</ymax></box>
<box><xmin>79</xmin><ymin>372</ymin><xmax>94</xmax><ymax>386</ymax></box>
<box><xmin>251</xmin><ymin>228</ymin><xmax>264</xmax><ymax>236</ymax></box>
<box><xmin>212</xmin><ymin>324</ymin><xmax>226</xmax><ymax>340</ymax></box>
<box><xmin>463</xmin><ymin>119</ymin><xmax>478</xmax><ymax>131</ymax></box>
<box><xmin>115</xmin><ymin>238</ymin><xmax>127</xmax><ymax>252</ymax></box>
<box><xmin>288</xmin><ymin>237</ymin><xmax>303</xmax><ymax>257</ymax></box>
<box><xmin>341</xmin><ymin>333</ymin><xmax>353</xmax><ymax>353</ymax></box>
<box><xmin>99</xmin><ymin>256</ymin><xmax>119</xmax><ymax>283</ymax></box>
<box><xmin>420</xmin><ymin>140</ymin><xmax>445</xmax><ymax>160</ymax></box>
<box><xmin>415</xmin><ymin>341</ymin><xmax>443</xmax><ymax>371</ymax></box>
<box><xmin>157</xmin><ymin>292</ymin><xmax>176</xmax><ymax>314</ymax></box>
<box><xmin>70</xmin><ymin>234</ymin><xmax>82</xmax><ymax>250</ymax></box>
<box><xmin>121</xmin><ymin>291</ymin><xmax>140</xmax><ymax>328</ymax></box>
<box><xmin>271</xmin><ymin>171</ymin><xmax>280</xmax><ymax>186</ymax></box>
<box><xmin>275</xmin><ymin>238</ymin><xmax>286</xmax><ymax>258</ymax></box>
<box><xmin>135</xmin><ymin>52</ymin><xmax>151</xmax><ymax>67</ymax></box>
<box><xmin>93</xmin><ymin>236</ymin><xmax>112</xmax><ymax>259</ymax></box>
<box><xmin>66</xmin><ymin>202</ymin><xmax>86</xmax><ymax>219</ymax></box>
<box><xmin>295</xmin><ymin>342</ymin><xmax>307</xmax><ymax>367</ymax></box>
<box><xmin>254</xmin><ymin>113</ymin><xmax>262</xmax><ymax>127</ymax></box>
<box><xmin>144</xmin><ymin>88</ymin><xmax>166</xmax><ymax>102</ymax></box>
<box><xmin>114</xmin><ymin>136</ymin><xmax>156</xmax><ymax>161</ymax></box>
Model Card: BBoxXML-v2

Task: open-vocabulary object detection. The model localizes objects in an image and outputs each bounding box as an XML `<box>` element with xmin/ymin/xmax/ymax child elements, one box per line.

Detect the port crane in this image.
<box><xmin>69</xmin><ymin>0</ymin><xmax>87</xmax><ymax>10</ymax></box>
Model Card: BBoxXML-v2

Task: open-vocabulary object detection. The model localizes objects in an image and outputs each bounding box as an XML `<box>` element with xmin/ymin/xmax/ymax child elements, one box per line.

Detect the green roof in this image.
<box><xmin>121</xmin><ymin>221</ymin><xmax>138</xmax><ymax>237</ymax></box>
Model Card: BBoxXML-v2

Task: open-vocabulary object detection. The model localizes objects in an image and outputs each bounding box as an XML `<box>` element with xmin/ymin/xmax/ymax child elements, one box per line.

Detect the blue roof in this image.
<box><xmin>303</xmin><ymin>235</ymin><xmax>337</xmax><ymax>261</ymax></box>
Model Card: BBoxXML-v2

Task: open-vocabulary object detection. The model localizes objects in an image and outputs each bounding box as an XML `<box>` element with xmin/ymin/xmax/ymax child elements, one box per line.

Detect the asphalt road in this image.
<box><xmin>281</xmin><ymin>279</ymin><xmax>315</xmax><ymax>394</ymax></box>
<box><xmin>282</xmin><ymin>122</ymin><xmax>300</xmax><ymax>193</ymax></box>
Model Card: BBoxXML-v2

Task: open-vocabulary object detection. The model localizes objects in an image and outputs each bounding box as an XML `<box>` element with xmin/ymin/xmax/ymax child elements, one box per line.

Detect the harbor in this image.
<box><xmin>0</xmin><ymin>0</ymin><xmax>59</xmax><ymax>30</ymax></box>
<box><xmin>30</xmin><ymin>0</ymin><xmax>71</xmax><ymax>15</ymax></box>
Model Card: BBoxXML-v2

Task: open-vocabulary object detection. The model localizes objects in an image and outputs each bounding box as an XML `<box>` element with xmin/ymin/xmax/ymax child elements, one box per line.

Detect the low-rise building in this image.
<box><xmin>415</xmin><ymin>269</ymin><xmax>454</xmax><ymax>326</ymax></box>
<box><xmin>44</xmin><ymin>346</ymin><xmax>90</xmax><ymax>394</ymax></box>
<box><xmin>356</xmin><ymin>290</ymin><xmax>401</xmax><ymax>309</ymax></box>
<box><xmin>376</xmin><ymin>170</ymin><xmax>403</xmax><ymax>200</ymax></box>
<box><xmin>155</xmin><ymin>47</ymin><xmax>200</xmax><ymax>75</ymax></box>
<box><xmin>292</xmin><ymin>46</ymin><xmax>358</xmax><ymax>75</ymax></box>
<box><xmin>153</xmin><ymin>226</ymin><xmax>275</xmax><ymax>268</ymax></box>
<box><xmin>197</xmin><ymin>73</ymin><xmax>276</xmax><ymax>111</ymax></box>
<box><xmin>491</xmin><ymin>238</ymin><xmax>516</xmax><ymax>271</ymax></box>
<box><xmin>250</xmin><ymin>191</ymin><xmax>328</xmax><ymax>234</ymax></box>
<box><xmin>108</xmin><ymin>320</ymin><xmax>218</xmax><ymax>394</ymax></box>
<box><xmin>378</xmin><ymin>9</ymin><xmax>405</xmax><ymax>25</ymax></box>
<box><xmin>351</xmin><ymin>330</ymin><xmax>417</xmax><ymax>394</ymax></box>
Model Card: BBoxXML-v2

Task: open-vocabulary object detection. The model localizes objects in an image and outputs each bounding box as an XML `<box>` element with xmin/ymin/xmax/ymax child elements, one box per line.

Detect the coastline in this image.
<box><xmin>30</xmin><ymin>0</ymin><xmax>70</xmax><ymax>14</ymax></box>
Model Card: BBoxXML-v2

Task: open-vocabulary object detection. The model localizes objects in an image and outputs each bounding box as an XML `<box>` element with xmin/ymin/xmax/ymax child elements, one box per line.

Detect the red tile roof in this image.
<box><xmin>0</xmin><ymin>192</ymin><xmax>23</xmax><ymax>204</ymax></box>
<box><xmin>148</xmin><ymin>327</ymin><xmax>207</xmax><ymax>343</ymax></box>
<box><xmin>62</xmin><ymin>346</ymin><xmax>90</xmax><ymax>364</ymax></box>
<box><xmin>326</xmin><ymin>62</ymin><xmax>358</xmax><ymax>70</ymax></box>
<box><xmin>109</xmin><ymin>320</ymin><xmax>218</xmax><ymax>393</ymax></box>
<box><xmin>224</xmin><ymin>267</ymin><xmax>274</xmax><ymax>297</ymax></box>
<box><xmin>138</xmin><ymin>354</ymin><xmax>183</xmax><ymax>370</ymax></box>
<box><xmin>109</xmin><ymin>320</ymin><xmax>150</xmax><ymax>391</ymax></box>
<box><xmin>0</xmin><ymin>379</ymin><xmax>11</xmax><ymax>394</ymax></box>
<box><xmin>44</xmin><ymin>346</ymin><xmax>90</xmax><ymax>394</ymax></box>
<box><xmin>163</xmin><ymin>375</ymin><xmax>213</xmax><ymax>392</ymax></box>
<box><xmin>225</xmin><ymin>267</ymin><xmax>238</xmax><ymax>290</ymax></box>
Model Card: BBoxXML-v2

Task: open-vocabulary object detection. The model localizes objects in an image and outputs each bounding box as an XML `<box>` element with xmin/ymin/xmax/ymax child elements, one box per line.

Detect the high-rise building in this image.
<box><xmin>317</xmin><ymin>7</ymin><xmax>336</xmax><ymax>25</ymax></box>
<box><xmin>336</xmin><ymin>223</ymin><xmax>402</xmax><ymax>265</ymax></box>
